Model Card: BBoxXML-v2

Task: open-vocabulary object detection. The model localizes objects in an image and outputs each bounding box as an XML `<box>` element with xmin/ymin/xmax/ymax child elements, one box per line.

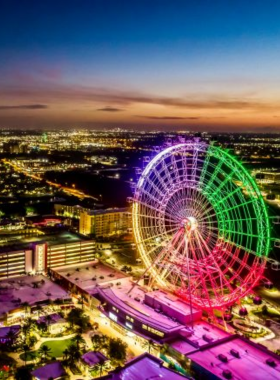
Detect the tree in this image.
<box><xmin>91</xmin><ymin>334</ymin><xmax>108</xmax><ymax>351</ymax></box>
<box><xmin>63</xmin><ymin>348</ymin><xmax>70</xmax><ymax>360</ymax></box>
<box><xmin>66</xmin><ymin>307</ymin><xmax>89</xmax><ymax>332</ymax></box>
<box><xmin>95</xmin><ymin>359</ymin><xmax>106</xmax><ymax>378</ymax></box>
<box><xmin>21</xmin><ymin>302</ymin><xmax>30</xmax><ymax>317</ymax></box>
<box><xmin>107</xmin><ymin>338</ymin><xmax>127</xmax><ymax>365</ymax></box>
<box><xmin>29</xmin><ymin>335</ymin><xmax>38</xmax><ymax>348</ymax></box>
<box><xmin>36</xmin><ymin>305</ymin><xmax>43</xmax><ymax>318</ymax></box>
<box><xmin>37</xmin><ymin>321</ymin><xmax>47</xmax><ymax>334</ymax></box>
<box><xmin>22</xmin><ymin>344</ymin><xmax>29</xmax><ymax>366</ymax></box>
<box><xmin>67</xmin><ymin>344</ymin><xmax>81</xmax><ymax>366</ymax></box>
<box><xmin>15</xmin><ymin>366</ymin><xmax>32</xmax><ymax>380</ymax></box>
<box><xmin>22</xmin><ymin>318</ymin><xmax>35</xmax><ymax>345</ymax></box>
<box><xmin>38</xmin><ymin>345</ymin><xmax>52</xmax><ymax>362</ymax></box>
<box><xmin>45</xmin><ymin>314</ymin><xmax>53</xmax><ymax>333</ymax></box>
<box><xmin>142</xmin><ymin>339</ymin><xmax>159</xmax><ymax>354</ymax></box>
<box><xmin>71</xmin><ymin>334</ymin><xmax>86</xmax><ymax>350</ymax></box>
<box><xmin>5</xmin><ymin>329</ymin><xmax>19</xmax><ymax>349</ymax></box>
<box><xmin>262</xmin><ymin>304</ymin><xmax>268</xmax><ymax>316</ymax></box>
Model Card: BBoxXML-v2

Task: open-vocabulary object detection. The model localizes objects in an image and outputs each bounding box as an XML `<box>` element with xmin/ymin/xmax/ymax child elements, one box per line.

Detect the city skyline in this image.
<box><xmin>1</xmin><ymin>1</ymin><xmax>280</xmax><ymax>131</ymax></box>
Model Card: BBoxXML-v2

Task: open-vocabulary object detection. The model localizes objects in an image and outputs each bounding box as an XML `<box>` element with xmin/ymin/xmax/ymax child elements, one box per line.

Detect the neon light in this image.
<box><xmin>132</xmin><ymin>142</ymin><xmax>271</xmax><ymax>310</ymax></box>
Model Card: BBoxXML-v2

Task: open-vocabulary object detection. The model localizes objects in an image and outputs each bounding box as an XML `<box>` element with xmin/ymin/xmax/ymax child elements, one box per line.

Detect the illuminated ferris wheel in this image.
<box><xmin>132</xmin><ymin>141</ymin><xmax>271</xmax><ymax>310</ymax></box>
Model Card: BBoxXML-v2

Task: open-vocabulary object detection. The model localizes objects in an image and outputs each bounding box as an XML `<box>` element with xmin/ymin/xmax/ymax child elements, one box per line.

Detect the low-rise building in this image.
<box><xmin>37</xmin><ymin>313</ymin><xmax>66</xmax><ymax>334</ymax></box>
<box><xmin>99</xmin><ymin>353</ymin><xmax>190</xmax><ymax>380</ymax></box>
<box><xmin>31</xmin><ymin>361</ymin><xmax>68</xmax><ymax>380</ymax></box>
<box><xmin>81</xmin><ymin>351</ymin><xmax>109</xmax><ymax>376</ymax></box>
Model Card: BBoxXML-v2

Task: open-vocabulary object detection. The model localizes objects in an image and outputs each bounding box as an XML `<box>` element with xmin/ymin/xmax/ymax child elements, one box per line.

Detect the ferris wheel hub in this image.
<box><xmin>182</xmin><ymin>217</ymin><xmax>198</xmax><ymax>233</ymax></box>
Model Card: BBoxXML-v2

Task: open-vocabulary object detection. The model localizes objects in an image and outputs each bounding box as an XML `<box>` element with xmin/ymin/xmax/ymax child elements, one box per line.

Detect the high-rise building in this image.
<box><xmin>79</xmin><ymin>208</ymin><xmax>132</xmax><ymax>237</ymax></box>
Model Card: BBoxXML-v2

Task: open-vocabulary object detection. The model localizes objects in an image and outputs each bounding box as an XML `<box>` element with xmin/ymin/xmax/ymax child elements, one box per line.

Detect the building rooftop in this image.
<box><xmin>100</xmin><ymin>353</ymin><xmax>189</xmax><ymax>380</ymax></box>
<box><xmin>54</xmin><ymin>261</ymin><xmax>128</xmax><ymax>291</ymax></box>
<box><xmin>98</xmin><ymin>279</ymin><xmax>184</xmax><ymax>334</ymax></box>
<box><xmin>170</xmin><ymin>321</ymin><xmax>231</xmax><ymax>355</ymax></box>
<box><xmin>188</xmin><ymin>335</ymin><xmax>280</xmax><ymax>380</ymax></box>
<box><xmin>0</xmin><ymin>230</ymin><xmax>89</xmax><ymax>252</ymax></box>
<box><xmin>85</xmin><ymin>207</ymin><xmax>129</xmax><ymax>216</ymax></box>
<box><xmin>37</xmin><ymin>313</ymin><xmax>65</xmax><ymax>325</ymax></box>
<box><xmin>31</xmin><ymin>361</ymin><xmax>66</xmax><ymax>380</ymax></box>
<box><xmin>0</xmin><ymin>275</ymin><xmax>68</xmax><ymax>317</ymax></box>
<box><xmin>0</xmin><ymin>324</ymin><xmax>20</xmax><ymax>339</ymax></box>
<box><xmin>82</xmin><ymin>351</ymin><xmax>108</xmax><ymax>367</ymax></box>
<box><xmin>145</xmin><ymin>289</ymin><xmax>200</xmax><ymax>317</ymax></box>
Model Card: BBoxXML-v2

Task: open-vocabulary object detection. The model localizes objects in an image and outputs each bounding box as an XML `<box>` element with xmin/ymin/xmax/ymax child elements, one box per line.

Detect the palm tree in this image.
<box><xmin>71</xmin><ymin>334</ymin><xmax>86</xmax><ymax>350</ymax></box>
<box><xmin>23</xmin><ymin>317</ymin><xmax>36</xmax><ymax>344</ymax></box>
<box><xmin>29</xmin><ymin>351</ymin><xmax>37</xmax><ymax>365</ymax></box>
<box><xmin>21</xmin><ymin>302</ymin><xmax>30</xmax><ymax>317</ymax></box>
<box><xmin>142</xmin><ymin>339</ymin><xmax>158</xmax><ymax>354</ymax></box>
<box><xmin>45</xmin><ymin>314</ymin><xmax>53</xmax><ymax>333</ymax></box>
<box><xmin>63</xmin><ymin>348</ymin><xmax>70</xmax><ymax>360</ymax></box>
<box><xmin>36</xmin><ymin>305</ymin><xmax>43</xmax><ymax>318</ymax></box>
<box><xmin>95</xmin><ymin>359</ymin><xmax>106</xmax><ymax>378</ymax></box>
<box><xmin>5</xmin><ymin>329</ymin><xmax>18</xmax><ymax>348</ymax></box>
<box><xmin>91</xmin><ymin>334</ymin><xmax>108</xmax><ymax>351</ymax></box>
<box><xmin>22</xmin><ymin>344</ymin><xmax>29</xmax><ymax>366</ymax></box>
<box><xmin>67</xmin><ymin>344</ymin><xmax>81</xmax><ymax>366</ymax></box>
<box><xmin>38</xmin><ymin>345</ymin><xmax>52</xmax><ymax>362</ymax></box>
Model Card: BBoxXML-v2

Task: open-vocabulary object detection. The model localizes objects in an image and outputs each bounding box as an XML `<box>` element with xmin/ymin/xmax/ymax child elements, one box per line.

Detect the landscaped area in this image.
<box><xmin>19</xmin><ymin>338</ymin><xmax>73</xmax><ymax>362</ymax></box>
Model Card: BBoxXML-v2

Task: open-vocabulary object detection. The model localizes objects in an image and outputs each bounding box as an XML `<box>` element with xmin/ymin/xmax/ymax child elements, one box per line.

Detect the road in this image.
<box><xmin>2</xmin><ymin>159</ymin><xmax>98</xmax><ymax>201</ymax></box>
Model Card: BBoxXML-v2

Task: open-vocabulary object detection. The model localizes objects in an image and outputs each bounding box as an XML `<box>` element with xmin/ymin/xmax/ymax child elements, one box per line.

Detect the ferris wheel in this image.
<box><xmin>132</xmin><ymin>141</ymin><xmax>271</xmax><ymax>310</ymax></box>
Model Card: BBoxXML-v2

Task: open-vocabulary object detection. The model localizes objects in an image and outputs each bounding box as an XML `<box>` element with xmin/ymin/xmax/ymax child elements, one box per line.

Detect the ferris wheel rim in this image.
<box><xmin>132</xmin><ymin>142</ymin><xmax>270</xmax><ymax>309</ymax></box>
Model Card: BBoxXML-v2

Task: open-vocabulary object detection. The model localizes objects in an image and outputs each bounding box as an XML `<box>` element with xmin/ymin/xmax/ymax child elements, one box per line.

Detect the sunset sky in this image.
<box><xmin>1</xmin><ymin>0</ymin><xmax>280</xmax><ymax>131</ymax></box>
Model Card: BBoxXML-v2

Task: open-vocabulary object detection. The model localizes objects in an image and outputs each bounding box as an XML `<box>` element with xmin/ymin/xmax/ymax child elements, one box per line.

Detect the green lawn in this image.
<box><xmin>19</xmin><ymin>338</ymin><xmax>73</xmax><ymax>362</ymax></box>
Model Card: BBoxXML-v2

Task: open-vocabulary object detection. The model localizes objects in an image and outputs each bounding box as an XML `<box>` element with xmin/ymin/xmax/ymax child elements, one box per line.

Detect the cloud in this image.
<box><xmin>97</xmin><ymin>106</ymin><xmax>124</xmax><ymax>112</ymax></box>
<box><xmin>136</xmin><ymin>115</ymin><xmax>227</xmax><ymax>120</ymax></box>
<box><xmin>0</xmin><ymin>104</ymin><xmax>48</xmax><ymax>110</ymax></box>
<box><xmin>0</xmin><ymin>77</ymin><xmax>279</xmax><ymax>112</ymax></box>
<box><xmin>136</xmin><ymin>116</ymin><xmax>201</xmax><ymax>120</ymax></box>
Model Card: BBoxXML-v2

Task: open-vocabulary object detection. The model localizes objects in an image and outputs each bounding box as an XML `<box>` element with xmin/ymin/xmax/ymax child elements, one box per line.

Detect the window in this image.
<box><xmin>126</xmin><ymin>315</ymin><xmax>134</xmax><ymax>322</ymax></box>
<box><xmin>142</xmin><ymin>324</ymin><xmax>164</xmax><ymax>337</ymax></box>
<box><xmin>109</xmin><ymin>312</ymin><xmax>118</xmax><ymax>322</ymax></box>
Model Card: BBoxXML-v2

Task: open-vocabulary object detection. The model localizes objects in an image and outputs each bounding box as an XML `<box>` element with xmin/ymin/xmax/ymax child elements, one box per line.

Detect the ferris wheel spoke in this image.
<box><xmin>208</xmin><ymin>170</ymin><xmax>237</xmax><ymax>201</ymax></box>
<box><xmin>157</xmin><ymin>230</ymin><xmax>186</xmax><ymax>283</ymax></box>
<box><xmin>135</xmin><ymin>199</ymin><xmax>175</xmax><ymax>221</ymax></box>
<box><xmin>195</xmin><ymin>230</ymin><xmax>236</xmax><ymax>297</ymax></box>
<box><xmin>144</xmin><ymin>176</ymin><xmax>165</xmax><ymax>199</ymax></box>
<box><xmin>188</xmin><ymin>235</ymin><xmax>216</xmax><ymax>308</ymax></box>
<box><xmin>138</xmin><ymin>188</ymin><xmax>164</xmax><ymax>207</ymax></box>
<box><xmin>133</xmin><ymin>210</ymin><xmax>177</xmax><ymax>225</ymax></box>
<box><xmin>210</xmin><ymin>186</ymin><xmax>243</xmax><ymax>209</ymax></box>
<box><xmin>137</xmin><ymin>226</ymin><xmax>179</xmax><ymax>246</ymax></box>
<box><xmin>133</xmin><ymin>142</ymin><xmax>270</xmax><ymax>310</ymax></box>
<box><xmin>215</xmin><ymin>197</ymin><xmax>258</xmax><ymax>217</ymax></box>
<box><xmin>202</xmin><ymin>157</ymin><xmax>225</xmax><ymax>195</ymax></box>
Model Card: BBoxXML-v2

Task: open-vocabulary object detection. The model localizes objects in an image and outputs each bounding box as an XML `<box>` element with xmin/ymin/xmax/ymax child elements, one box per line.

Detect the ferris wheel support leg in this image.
<box><xmin>184</xmin><ymin>234</ymin><xmax>194</xmax><ymax>331</ymax></box>
<box><xmin>126</xmin><ymin>238</ymin><xmax>177</xmax><ymax>295</ymax></box>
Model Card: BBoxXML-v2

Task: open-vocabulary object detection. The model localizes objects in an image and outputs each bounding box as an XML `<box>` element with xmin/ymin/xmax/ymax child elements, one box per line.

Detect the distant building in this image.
<box><xmin>54</xmin><ymin>203</ymin><xmax>90</xmax><ymax>219</ymax></box>
<box><xmin>255</xmin><ymin>171</ymin><xmax>280</xmax><ymax>184</ymax></box>
<box><xmin>2</xmin><ymin>142</ymin><xmax>28</xmax><ymax>154</ymax></box>
<box><xmin>79</xmin><ymin>208</ymin><xmax>132</xmax><ymax>237</ymax></box>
